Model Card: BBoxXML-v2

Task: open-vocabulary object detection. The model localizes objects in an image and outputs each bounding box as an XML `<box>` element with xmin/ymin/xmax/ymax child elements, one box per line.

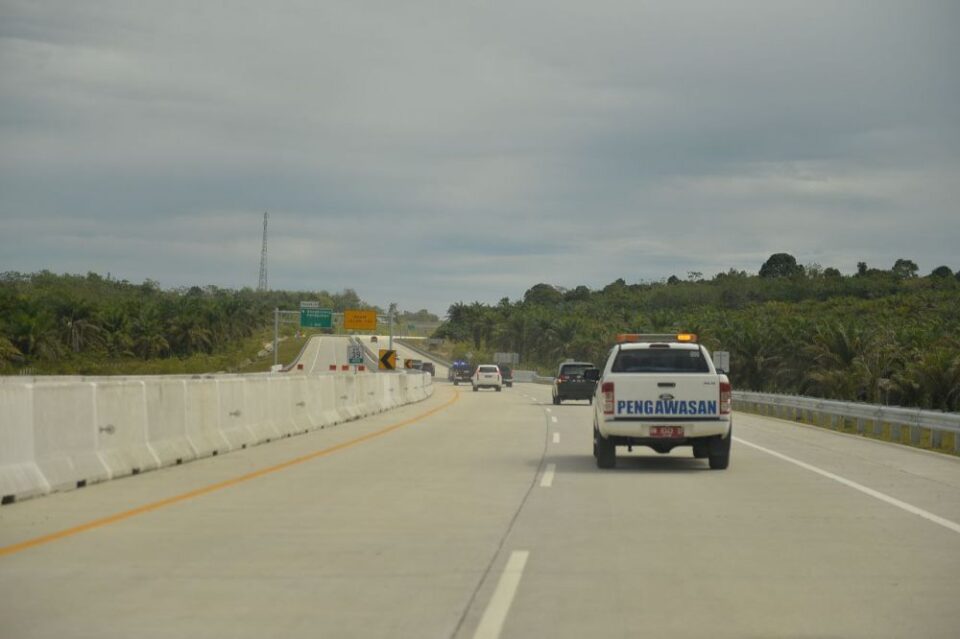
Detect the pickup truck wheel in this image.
<box><xmin>596</xmin><ymin>432</ymin><xmax>616</xmax><ymax>469</ymax></box>
<box><xmin>453</xmin><ymin>381</ymin><xmax>459</xmax><ymax>386</ymax></box>
<box><xmin>692</xmin><ymin>441</ymin><xmax>710</xmax><ymax>459</ymax></box>
<box><xmin>496</xmin><ymin>386</ymin><xmax>501</xmax><ymax>392</ymax></box>
<box><xmin>473</xmin><ymin>385</ymin><xmax>478</xmax><ymax>392</ymax></box>
<box><xmin>553</xmin><ymin>396</ymin><xmax>561</xmax><ymax>405</ymax></box>
<box><xmin>708</xmin><ymin>432</ymin><xmax>732</xmax><ymax>470</ymax></box>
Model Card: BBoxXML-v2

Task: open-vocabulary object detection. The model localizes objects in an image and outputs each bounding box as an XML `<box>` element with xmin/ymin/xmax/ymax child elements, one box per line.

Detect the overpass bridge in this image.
<box><xmin>1</xmin><ymin>338</ymin><xmax>959</xmax><ymax>638</ymax></box>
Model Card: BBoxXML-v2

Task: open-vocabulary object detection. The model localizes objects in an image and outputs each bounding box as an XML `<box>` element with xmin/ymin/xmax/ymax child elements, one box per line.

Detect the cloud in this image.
<box><xmin>2</xmin><ymin>0</ymin><xmax>958</xmax><ymax>314</ymax></box>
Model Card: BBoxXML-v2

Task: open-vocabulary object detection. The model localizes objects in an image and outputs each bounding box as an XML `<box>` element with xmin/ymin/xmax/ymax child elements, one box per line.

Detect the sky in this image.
<box><xmin>1</xmin><ymin>1</ymin><xmax>958</xmax><ymax>316</ymax></box>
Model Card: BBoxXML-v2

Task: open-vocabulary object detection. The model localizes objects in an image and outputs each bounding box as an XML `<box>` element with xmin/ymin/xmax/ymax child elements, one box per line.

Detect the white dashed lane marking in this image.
<box><xmin>552</xmin><ymin>432</ymin><xmax>560</xmax><ymax>444</ymax></box>
<box><xmin>473</xmin><ymin>550</ymin><xmax>530</xmax><ymax>639</ymax></box>
<box><xmin>539</xmin><ymin>463</ymin><xmax>556</xmax><ymax>488</ymax></box>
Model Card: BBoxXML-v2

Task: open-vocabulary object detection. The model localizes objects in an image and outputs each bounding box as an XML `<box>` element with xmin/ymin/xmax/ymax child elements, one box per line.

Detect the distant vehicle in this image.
<box><xmin>370</xmin><ymin>335</ymin><xmax>378</xmax><ymax>342</ymax></box>
<box><xmin>497</xmin><ymin>364</ymin><xmax>514</xmax><ymax>388</ymax></box>
<box><xmin>420</xmin><ymin>362</ymin><xmax>435</xmax><ymax>376</ymax></box>
<box><xmin>552</xmin><ymin>361</ymin><xmax>598</xmax><ymax>404</ymax></box>
<box><xmin>589</xmin><ymin>333</ymin><xmax>732</xmax><ymax>470</ymax></box>
<box><xmin>472</xmin><ymin>364</ymin><xmax>502</xmax><ymax>392</ymax></box>
<box><xmin>410</xmin><ymin>359</ymin><xmax>423</xmax><ymax>370</ymax></box>
<box><xmin>450</xmin><ymin>360</ymin><xmax>473</xmax><ymax>385</ymax></box>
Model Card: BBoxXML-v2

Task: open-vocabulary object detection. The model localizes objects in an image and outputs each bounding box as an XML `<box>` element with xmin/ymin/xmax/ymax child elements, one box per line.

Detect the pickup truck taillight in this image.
<box><xmin>719</xmin><ymin>381</ymin><xmax>731</xmax><ymax>415</ymax></box>
<box><xmin>602</xmin><ymin>382</ymin><xmax>615</xmax><ymax>415</ymax></box>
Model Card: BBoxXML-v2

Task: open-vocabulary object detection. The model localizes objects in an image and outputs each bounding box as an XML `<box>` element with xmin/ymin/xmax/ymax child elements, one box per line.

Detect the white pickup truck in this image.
<box><xmin>586</xmin><ymin>333</ymin><xmax>732</xmax><ymax>470</ymax></box>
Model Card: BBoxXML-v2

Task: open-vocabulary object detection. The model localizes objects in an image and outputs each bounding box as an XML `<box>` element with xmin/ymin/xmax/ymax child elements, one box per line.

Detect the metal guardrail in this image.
<box><xmin>733</xmin><ymin>391</ymin><xmax>960</xmax><ymax>453</ymax></box>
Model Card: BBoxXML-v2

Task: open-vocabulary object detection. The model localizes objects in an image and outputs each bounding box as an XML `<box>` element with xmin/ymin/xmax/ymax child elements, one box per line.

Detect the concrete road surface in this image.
<box><xmin>2</xmin><ymin>383</ymin><xmax>958</xmax><ymax>638</ymax></box>
<box><xmin>293</xmin><ymin>335</ymin><xmax>356</xmax><ymax>373</ymax></box>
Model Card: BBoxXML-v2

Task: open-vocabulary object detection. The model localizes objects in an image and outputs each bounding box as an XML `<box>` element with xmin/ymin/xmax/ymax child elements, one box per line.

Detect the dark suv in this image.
<box><xmin>497</xmin><ymin>364</ymin><xmax>514</xmax><ymax>388</ymax></box>
<box><xmin>552</xmin><ymin>361</ymin><xmax>598</xmax><ymax>404</ymax></box>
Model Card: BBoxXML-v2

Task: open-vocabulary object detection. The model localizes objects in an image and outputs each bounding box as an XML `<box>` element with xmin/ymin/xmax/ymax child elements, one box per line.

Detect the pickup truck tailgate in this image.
<box><xmin>611</xmin><ymin>374</ymin><xmax>720</xmax><ymax>419</ymax></box>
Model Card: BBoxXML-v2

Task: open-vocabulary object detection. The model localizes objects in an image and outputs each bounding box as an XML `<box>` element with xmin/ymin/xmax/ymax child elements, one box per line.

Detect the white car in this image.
<box><xmin>472</xmin><ymin>364</ymin><xmax>503</xmax><ymax>392</ymax></box>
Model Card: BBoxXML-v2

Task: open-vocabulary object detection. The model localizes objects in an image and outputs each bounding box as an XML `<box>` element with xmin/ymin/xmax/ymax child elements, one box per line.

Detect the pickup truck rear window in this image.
<box><xmin>611</xmin><ymin>348</ymin><xmax>710</xmax><ymax>373</ymax></box>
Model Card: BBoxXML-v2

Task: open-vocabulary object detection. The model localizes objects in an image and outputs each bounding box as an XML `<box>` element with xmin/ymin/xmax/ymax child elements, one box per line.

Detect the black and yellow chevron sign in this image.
<box><xmin>378</xmin><ymin>349</ymin><xmax>396</xmax><ymax>371</ymax></box>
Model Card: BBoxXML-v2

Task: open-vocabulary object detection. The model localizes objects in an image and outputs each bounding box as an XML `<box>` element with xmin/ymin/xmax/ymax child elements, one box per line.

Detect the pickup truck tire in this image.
<box><xmin>496</xmin><ymin>386</ymin><xmax>501</xmax><ymax>392</ymax></box>
<box><xmin>708</xmin><ymin>431</ymin><xmax>732</xmax><ymax>470</ymax></box>
<box><xmin>454</xmin><ymin>380</ymin><xmax>459</xmax><ymax>386</ymax></box>
<box><xmin>595</xmin><ymin>428</ymin><xmax>616</xmax><ymax>469</ymax></box>
<box><xmin>553</xmin><ymin>396</ymin><xmax>561</xmax><ymax>405</ymax></box>
<box><xmin>692</xmin><ymin>440</ymin><xmax>710</xmax><ymax>459</ymax></box>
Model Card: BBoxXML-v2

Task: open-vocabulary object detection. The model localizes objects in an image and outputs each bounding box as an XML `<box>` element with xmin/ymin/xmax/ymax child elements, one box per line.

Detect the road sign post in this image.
<box><xmin>344</xmin><ymin>309</ymin><xmax>377</xmax><ymax>332</ymax></box>
<box><xmin>348</xmin><ymin>343</ymin><xmax>364</xmax><ymax>365</ymax></box>
<box><xmin>378</xmin><ymin>349</ymin><xmax>396</xmax><ymax>371</ymax></box>
<box><xmin>300</xmin><ymin>307</ymin><xmax>333</xmax><ymax>329</ymax></box>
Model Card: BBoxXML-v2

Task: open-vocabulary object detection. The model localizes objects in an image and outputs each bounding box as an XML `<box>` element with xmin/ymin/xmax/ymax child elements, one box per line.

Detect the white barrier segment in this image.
<box><xmin>334</xmin><ymin>375</ymin><xmax>358</xmax><ymax>421</ymax></box>
<box><xmin>355</xmin><ymin>373</ymin><xmax>376</xmax><ymax>415</ymax></box>
<box><xmin>94</xmin><ymin>380</ymin><xmax>161</xmax><ymax>479</ymax></box>
<box><xmin>0</xmin><ymin>383</ymin><xmax>49</xmax><ymax>502</ymax></box>
<box><xmin>297</xmin><ymin>374</ymin><xmax>325</xmax><ymax>430</ymax></box>
<box><xmin>144</xmin><ymin>378</ymin><xmax>196</xmax><ymax>466</ymax></box>
<box><xmin>217</xmin><ymin>377</ymin><xmax>258</xmax><ymax>449</ymax></box>
<box><xmin>267</xmin><ymin>375</ymin><xmax>298</xmax><ymax>437</ymax></box>
<box><xmin>183</xmin><ymin>379</ymin><xmax>231</xmax><ymax>457</ymax></box>
<box><xmin>312</xmin><ymin>375</ymin><xmax>341</xmax><ymax>427</ymax></box>
<box><xmin>242</xmin><ymin>376</ymin><xmax>282</xmax><ymax>443</ymax></box>
<box><xmin>288</xmin><ymin>375</ymin><xmax>314</xmax><ymax>433</ymax></box>
<box><xmin>33</xmin><ymin>382</ymin><xmax>110</xmax><ymax>491</ymax></box>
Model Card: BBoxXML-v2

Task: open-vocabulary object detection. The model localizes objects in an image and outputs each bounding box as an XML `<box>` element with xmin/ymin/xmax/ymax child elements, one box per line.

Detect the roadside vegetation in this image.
<box><xmin>433</xmin><ymin>255</ymin><xmax>960</xmax><ymax>412</ymax></box>
<box><xmin>0</xmin><ymin>271</ymin><xmax>372</xmax><ymax>375</ymax></box>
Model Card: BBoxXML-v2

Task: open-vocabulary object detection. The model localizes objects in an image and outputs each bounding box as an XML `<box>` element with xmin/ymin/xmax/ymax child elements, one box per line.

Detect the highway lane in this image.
<box><xmin>361</xmin><ymin>335</ymin><xmax>450</xmax><ymax>379</ymax></box>
<box><xmin>294</xmin><ymin>335</ymin><xmax>356</xmax><ymax>373</ymax></box>
<box><xmin>2</xmin><ymin>381</ymin><xmax>959</xmax><ymax>638</ymax></box>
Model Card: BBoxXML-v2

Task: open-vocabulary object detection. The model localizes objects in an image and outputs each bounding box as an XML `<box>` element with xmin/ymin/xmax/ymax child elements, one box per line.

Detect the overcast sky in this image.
<box><xmin>1</xmin><ymin>1</ymin><xmax>958</xmax><ymax>315</ymax></box>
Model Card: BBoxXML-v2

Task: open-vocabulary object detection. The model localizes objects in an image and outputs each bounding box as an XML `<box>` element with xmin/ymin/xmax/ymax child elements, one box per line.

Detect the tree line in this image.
<box><xmin>0</xmin><ymin>271</ymin><xmax>372</xmax><ymax>372</ymax></box>
<box><xmin>434</xmin><ymin>256</ymin><xmax>960</xmax><ymax>411</ymax></box>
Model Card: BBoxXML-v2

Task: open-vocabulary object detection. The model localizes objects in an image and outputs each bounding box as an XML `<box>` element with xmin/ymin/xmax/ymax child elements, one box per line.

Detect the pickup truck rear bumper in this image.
<box><xmin>554</xmin><ymin>382</ymin><xmax>596</xmax><ymax>400</ymax></box>
<box><xmin>599</xmin><ymin>418</ymin><xmax>730</xmax><ymax>439</ymax></box>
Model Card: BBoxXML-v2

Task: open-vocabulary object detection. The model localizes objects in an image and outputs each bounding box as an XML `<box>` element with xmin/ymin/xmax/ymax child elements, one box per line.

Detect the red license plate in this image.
<box><xmin>650</xmin><ymin>426</ymin><xmax>684</xmax><ymax>438</ymax></box>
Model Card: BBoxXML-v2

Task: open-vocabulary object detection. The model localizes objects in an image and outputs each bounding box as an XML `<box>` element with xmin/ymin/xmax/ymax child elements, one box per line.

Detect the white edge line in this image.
<box><xmin>552</xmin><ymin>432</ymin><xmax>560</xmax><ymax>444</ymax></box>
<box><xmin>472</xmin><ymin>550</ymin><xmax>530</xmax><ymax>639</ymax></box>
<box><xmin>539</xmin><ymin>463</ymin><xmax>556</xmax><ymax>488</ymax></box>
<box><xmin>734</xmin><ymin>437</ymin><xmax>960</xmax><ymax>535</ymax></box>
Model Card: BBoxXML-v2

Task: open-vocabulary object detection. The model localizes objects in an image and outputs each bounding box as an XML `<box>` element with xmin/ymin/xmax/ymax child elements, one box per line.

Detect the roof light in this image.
<box><xmin>615</xmin><ymin>333</ymin><xmax>698</xmax><ymax>344</ymax></box>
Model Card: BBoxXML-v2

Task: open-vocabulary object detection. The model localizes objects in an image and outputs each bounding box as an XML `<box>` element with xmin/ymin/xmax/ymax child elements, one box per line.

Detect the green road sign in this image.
<box><xmin>300</xmin><ymin>308</ymin><xmax>333</xmax><ymax>328</ymax></box>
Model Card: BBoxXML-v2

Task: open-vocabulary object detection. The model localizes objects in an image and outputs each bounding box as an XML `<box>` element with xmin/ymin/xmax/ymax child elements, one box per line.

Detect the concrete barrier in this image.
<box><xmin>144</xmin><ymin>379</ymin><xmax>196</xmax><ymax>466</ymax></box>
<box><xmin>217</xmin><ymin>377</ymin><xmax>259</xmax><ymax>449</ymax></box>
<box><xmin>183</xmin><ymin>379</ymin><xmax>231</xmax><ymax>457</ymax></box>
<box><xmin>0</xmin><ymin>370</ymin><xmax>434</xmax><ymax>504</ymax></box>
<box><xmin>0</xmin><ymin>383</ymin><xmax>48</xmax><ymax>502</ymax></box>
<box><xmin>32</xmin><ymin>382</ymin><xmax>109</xmax><ymax>491</ymax></box>
<box><xmin>309</xmin><ymin>375</ymin><xmax>341</xmax><ymax>427</ymax></box>
<box><xmin>287</xmin><ymin>375</ymin><xmax>315</xmax><ymax>434</ymax></box>
<box><xmin>94</xmin><ymin>380</ymin><xmax>161</xmax><ymax>478</ymax></box>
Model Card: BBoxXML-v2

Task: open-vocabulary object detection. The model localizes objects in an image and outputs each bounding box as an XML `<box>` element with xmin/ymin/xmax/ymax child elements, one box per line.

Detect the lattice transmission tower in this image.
<box><xmin>257</xmin><ymin>211</ymin><xmax>269</xmax><ymax>291</ymax></box>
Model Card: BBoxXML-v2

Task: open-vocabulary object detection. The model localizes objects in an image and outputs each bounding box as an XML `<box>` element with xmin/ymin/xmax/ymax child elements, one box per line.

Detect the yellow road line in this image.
<box><xmin>0</xmin><ymin>389</ymin><xmax>460</xmax><ymax>558</ymax></box>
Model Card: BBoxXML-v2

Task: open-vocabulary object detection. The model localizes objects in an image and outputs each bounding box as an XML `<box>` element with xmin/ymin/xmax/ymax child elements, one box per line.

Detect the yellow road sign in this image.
<box><xmin>344</xmin><ymin>309</ymin><xmax>378</xmax><ymax>331</ymax></box>
<box><xmin>378</xmin><ymin>349</ymin><xmax>396</xmax><ymax>371</ymax></box>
